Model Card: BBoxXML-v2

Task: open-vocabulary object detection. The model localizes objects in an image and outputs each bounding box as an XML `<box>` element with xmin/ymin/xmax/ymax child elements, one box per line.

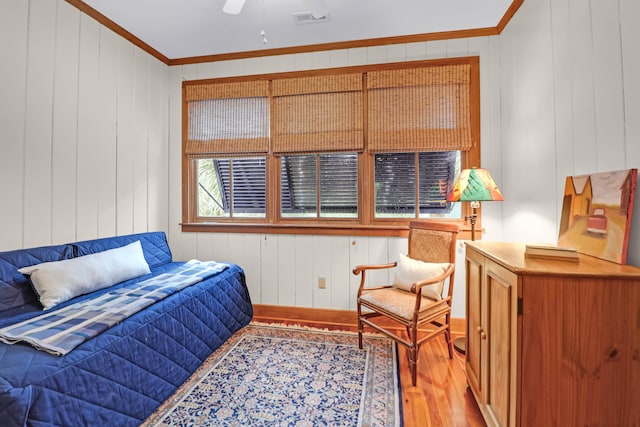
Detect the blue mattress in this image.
<box><xmin>0</xmin><ymin>233</ymin><xmax>253</xmax><ymax>427</ymax></box>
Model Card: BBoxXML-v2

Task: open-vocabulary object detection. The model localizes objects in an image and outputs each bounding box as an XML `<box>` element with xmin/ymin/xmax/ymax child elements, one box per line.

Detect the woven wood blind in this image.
<box><xmin>367</xmin><ymin>64</ymin><xmax>473</xmax><ymax>152</ymax></box>
<box><xmin>272</xmin><ymin>74</ymin><xmax>364</xmax><ymax>154</ymax></box>
<box><xmin>185</xmin><ymin>81</ymin><xmax>270</xmax><ymax>157</ymax></box>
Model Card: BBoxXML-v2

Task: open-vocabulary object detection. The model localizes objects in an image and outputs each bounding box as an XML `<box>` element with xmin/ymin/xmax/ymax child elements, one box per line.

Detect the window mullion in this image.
<box><xmin>315</xmin><ymin>154</ymin><xmax>321</xmax><ymax>219</ymax></box>
<box><xmin>268</xmin><ymin>155</ymin><xmax>279</xmax><ymax>224</ymax></box>
<box><xmin>414</xmin><ymin>153</ymin><xmax>420</xmax><ymax>219</ymax></box>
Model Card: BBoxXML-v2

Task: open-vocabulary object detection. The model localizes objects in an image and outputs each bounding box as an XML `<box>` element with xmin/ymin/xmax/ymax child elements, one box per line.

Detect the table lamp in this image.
<box><xmin>447</xmin><ymin>167</ymin><xmax>504</xmax><ymax>241</ymax></box>
<box><xmin>446</xmin><ymin>167</ymin><xmax>504</xmax><ymax>354</ymax></box>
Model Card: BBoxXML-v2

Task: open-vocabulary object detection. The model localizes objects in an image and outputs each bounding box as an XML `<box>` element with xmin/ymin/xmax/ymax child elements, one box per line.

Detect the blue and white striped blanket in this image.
<box><xmin>0</xmin><ymin>260</ymin><xmax>228</xmax><ymax>356</ymax></box>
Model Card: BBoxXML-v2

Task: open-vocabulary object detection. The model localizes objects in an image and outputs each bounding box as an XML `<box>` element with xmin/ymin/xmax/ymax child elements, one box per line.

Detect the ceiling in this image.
<box><xmin>77</xmin><ymin>0</ymin><xmax>520</xmax><ymax>64</ymax></box>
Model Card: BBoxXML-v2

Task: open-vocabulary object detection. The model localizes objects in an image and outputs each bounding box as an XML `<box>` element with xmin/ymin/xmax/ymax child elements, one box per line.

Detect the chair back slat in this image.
<box><xmin>408</xmin><ymin>220</ymin><xmax>458</xmax><ymax>264</ymax></box>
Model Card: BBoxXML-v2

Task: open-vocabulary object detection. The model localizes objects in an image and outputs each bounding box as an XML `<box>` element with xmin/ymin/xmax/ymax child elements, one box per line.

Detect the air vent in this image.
<box><xmin>293</xmin><ymin>12</ymin><xmax>330</xmax><ymax>25</ymax></box>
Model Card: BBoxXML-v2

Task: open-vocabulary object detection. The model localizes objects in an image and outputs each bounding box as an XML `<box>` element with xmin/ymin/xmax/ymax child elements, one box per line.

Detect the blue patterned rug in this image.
<box><xmin>142</xmin><ymin>323</ymin><xmax>402</xmax><ymax>426</ymax></box>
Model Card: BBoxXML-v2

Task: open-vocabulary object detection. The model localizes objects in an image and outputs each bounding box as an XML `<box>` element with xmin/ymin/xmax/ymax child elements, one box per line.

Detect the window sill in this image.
<box><xmin>181</xmin><ymin>221</ymin><xmax>477</xmax><ymax>239</ymax></box>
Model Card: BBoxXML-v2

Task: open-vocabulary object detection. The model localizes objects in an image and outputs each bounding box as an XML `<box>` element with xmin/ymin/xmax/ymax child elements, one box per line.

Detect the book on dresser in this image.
<box><xmin>524</xmin><ymin>244</ymin><xmax>579</xmax><ymax>262</ymax></box>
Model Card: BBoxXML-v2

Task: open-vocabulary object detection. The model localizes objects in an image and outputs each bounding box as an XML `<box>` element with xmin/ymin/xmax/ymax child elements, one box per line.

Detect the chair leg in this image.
<box><xmin>444</xmin><ymin>328</ymin><xmax>454</xmax><ymax>359</ymax></box>
<box><xmin>409</xmin><ymin>326</ymin><xmax>418</xmax><ymax>386</ymax></box>
<box><xmin>357</xmin><ymin>303</ymin><xmax>363</xmax><ymax>349</ymax></box>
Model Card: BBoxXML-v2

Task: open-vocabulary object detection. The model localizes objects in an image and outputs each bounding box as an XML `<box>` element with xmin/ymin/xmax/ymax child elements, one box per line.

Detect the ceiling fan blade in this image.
<box><xmin>223</xmin><ymin>0</ymin><xmax>246</xmax><ymax>15</ymax></box>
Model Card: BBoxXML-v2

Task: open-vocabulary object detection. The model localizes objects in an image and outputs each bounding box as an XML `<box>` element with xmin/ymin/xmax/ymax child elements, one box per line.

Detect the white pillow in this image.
<box><xmin>392</xmin><ymin>253</ymin><xmax>450</xmax><ymax>301</ymax></box>
<box><xmin>19</xmin><ymin>241</ymin><xmax>151</xmax><ymax>310</ymax></box>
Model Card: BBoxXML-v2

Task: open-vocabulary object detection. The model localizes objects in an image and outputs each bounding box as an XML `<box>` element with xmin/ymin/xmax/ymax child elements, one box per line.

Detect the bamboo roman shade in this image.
<box><xmin>185</xmin><ymin>81</ymin><xmax>270</xmax><ymax>157</ymax></box>
<box><xmin>271</xmin><ymin>74</ymin><xmax>364</xmax><ymax>154</ymax></box>
<box><xmin>367</xmin><ymin>64</ymin><xmax>473</xmax><ymax>152</ymax></box>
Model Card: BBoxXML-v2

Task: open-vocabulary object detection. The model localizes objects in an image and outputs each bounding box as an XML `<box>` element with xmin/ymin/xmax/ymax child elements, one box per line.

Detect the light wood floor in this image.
<box><xmin>252</xmin><ymin>305</ymin><xmax>485</xmax><ymax>427</ymax></box>
<box><xmin>397</xmin><ymin>332</ymin><xmax>485</xmax><ymax>427</ymax></box>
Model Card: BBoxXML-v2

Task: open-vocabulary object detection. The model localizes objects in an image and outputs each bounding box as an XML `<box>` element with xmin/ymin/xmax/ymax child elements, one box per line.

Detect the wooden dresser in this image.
<box><xmin>464</xmin><ymin>241</ymin><xmax>640</xmax><ymax>427</ymax></box>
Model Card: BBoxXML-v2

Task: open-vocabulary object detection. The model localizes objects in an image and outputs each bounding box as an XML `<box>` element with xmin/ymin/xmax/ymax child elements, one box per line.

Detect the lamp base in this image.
<box><xmin>454</xmin><ymin>336</ymin><xmax>466</xmax><ymax>354</ymax></box>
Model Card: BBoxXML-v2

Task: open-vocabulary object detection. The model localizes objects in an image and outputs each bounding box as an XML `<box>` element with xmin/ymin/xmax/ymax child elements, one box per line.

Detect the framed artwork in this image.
<box><xmin>558</xmin><ymin>168</ymin><xmax>637</xmax><ymax>264</ymax></box>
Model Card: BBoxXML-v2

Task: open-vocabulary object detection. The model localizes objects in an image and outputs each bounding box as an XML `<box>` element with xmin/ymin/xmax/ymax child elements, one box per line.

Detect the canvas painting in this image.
<box><xmin>558</xmin><ymin>168</ymin><xmax>637</xmax><ymax>264</ymax></box>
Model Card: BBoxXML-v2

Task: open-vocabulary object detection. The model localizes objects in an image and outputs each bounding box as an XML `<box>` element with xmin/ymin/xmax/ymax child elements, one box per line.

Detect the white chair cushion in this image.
<box><xmin>19</xmin><ymin>240</ymin><xmax>151</xmax><ymax>310</ymax></box>
<box><xmin>392</xmin><ymin>253</ymin><xmax>450</xmax><ymax>301</ymax></box>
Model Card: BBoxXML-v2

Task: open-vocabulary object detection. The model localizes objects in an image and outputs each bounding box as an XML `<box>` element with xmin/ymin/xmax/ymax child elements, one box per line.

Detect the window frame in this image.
<box><xmin>182</xmin><ymin>57</ymin><xmax>481</xmax><ymax>238</ymax></box>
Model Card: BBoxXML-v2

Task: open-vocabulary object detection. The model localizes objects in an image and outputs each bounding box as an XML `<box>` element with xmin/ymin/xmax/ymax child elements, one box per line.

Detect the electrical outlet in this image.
<box><xmin>318</xmin><ymin>276</ymin><xmax>327</xmax><ymax>289</ymax></box>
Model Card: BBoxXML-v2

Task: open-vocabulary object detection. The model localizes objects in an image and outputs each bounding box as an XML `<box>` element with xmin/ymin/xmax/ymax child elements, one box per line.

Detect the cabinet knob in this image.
<box><xmin>481</xmin><ymin>331</ymin><xmax>487</xmax><ymax>340</ymax></box>
<box><xmin>477</xmin><ymin>326</ymin><xmax>482</xmax><ymax>333</ymax></box>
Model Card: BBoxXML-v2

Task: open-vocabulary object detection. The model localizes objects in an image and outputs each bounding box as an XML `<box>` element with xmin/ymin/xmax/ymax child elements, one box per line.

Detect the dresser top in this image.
<box><xmin>466</xmin><ymin>241</ymin><xmax>640</xmax><ymax>279</ymax></box>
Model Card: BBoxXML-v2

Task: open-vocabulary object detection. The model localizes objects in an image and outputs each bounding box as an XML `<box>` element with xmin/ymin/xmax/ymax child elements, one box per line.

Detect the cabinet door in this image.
<box><xmin>465</xmin><ymin>248</ymin><xmax>484</xmax><ymax>400</ymax></box>
<box><xmin>484</xmin><ymin>260</ymin><xmax>517</xmax><ymax>427</ymax></box>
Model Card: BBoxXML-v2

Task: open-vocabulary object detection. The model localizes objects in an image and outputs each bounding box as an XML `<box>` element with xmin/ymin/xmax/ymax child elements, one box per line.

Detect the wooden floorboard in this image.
<box><xmin>253</xmin><ymin>305</ymin><xmax>485</xmax><ymax>427</ymax></box>
<box><xmin>397</xmin><ymin>332</ymin><xmax>486</xmax><ymax>427</ymax></box>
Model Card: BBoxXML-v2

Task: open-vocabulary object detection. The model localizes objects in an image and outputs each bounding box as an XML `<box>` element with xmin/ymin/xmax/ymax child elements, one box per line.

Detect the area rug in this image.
<box><xmin>142</xmin><ymin>322</ymin><xmax>402</xmax><ymax>427</ymax></box>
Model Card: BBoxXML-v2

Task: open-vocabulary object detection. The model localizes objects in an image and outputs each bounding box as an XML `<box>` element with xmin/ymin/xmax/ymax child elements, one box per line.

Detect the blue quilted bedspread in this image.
<box><xmin>0</xmin><ymin>233</ymin><xmax>253</xmax><ymax>427</ymax></box>
<box><xmin>0</xmin><ymin>260</ymin><xmax>229</xmax><ymax>356</ymax></box>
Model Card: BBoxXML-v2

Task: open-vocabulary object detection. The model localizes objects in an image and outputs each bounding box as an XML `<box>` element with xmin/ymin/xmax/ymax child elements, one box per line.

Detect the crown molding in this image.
<box><xmin>65</xmin><ymin>0</ymin><xmax>524</xmax><ymax>67</ymax></box>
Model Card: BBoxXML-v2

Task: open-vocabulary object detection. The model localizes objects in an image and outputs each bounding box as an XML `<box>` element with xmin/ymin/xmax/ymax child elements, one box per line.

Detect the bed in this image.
<box><xmin>0</xmin><ymin>232</ymin><xmax>253</xmax><ymax>427</ymax></box>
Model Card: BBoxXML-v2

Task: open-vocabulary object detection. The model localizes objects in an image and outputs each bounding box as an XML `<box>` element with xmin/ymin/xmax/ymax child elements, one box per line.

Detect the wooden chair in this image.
<box><xmin>353</xmin><ymin>220</ymin><xmax>459</xmax><ymax>386</ymax></box>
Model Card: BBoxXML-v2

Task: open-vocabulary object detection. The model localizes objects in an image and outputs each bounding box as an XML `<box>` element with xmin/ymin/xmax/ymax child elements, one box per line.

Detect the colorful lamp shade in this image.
<box><xmin>446</xmin><ymin>167</ymin><xmax>504</xmax><ymax>202</ymax></box>
<box><xmin>447</xmin><ymin>167</ymin><xmax>503</xmax><ymax>241</ymax></box>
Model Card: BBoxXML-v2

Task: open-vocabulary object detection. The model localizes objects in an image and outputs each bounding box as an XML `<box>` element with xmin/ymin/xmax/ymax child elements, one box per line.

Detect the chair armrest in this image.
<box><xmin>410</xmin><ymin>263</ymin><xmax>455</xmax><ymax>293</ymax></box>
<box><xmin>352</xmin><ymin>262</ymin><xmax>397</xmax><ymax>276</ymax></box>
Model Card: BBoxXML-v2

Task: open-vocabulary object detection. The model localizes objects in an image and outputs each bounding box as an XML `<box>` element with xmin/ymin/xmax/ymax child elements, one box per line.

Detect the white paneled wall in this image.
<box><xmin>498</xmin><ymin>0</ymin><xmax>640</xmax><ymax>264</ymax></box>
<box><xmin>0</xmin><ymin>0</ymin><xmax>169</xmax><ymax>250</ymax></box>
<box><xmin>3</xmin><ymin>0</ymin><xmax>639</xmax><ymax>319</ymax></box>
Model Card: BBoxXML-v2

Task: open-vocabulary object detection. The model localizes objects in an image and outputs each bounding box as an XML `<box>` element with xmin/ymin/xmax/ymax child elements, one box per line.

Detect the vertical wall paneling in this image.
<box><xmin>260</xmin><ymin>234</ymin><xmax>279</xmax><ymax>305</ymax></box>
<box><xmin>569</xmin><ymin>0</ymin><xmax>598</xmax><ymax>174</ymax></box>
<box><xmin>133</xmin><ymin>51</ymin><xmax>149</xmax><ymax>233</ymax></box>
<box><xmin>0</xmin><ymin>0</ymin><xmax>29</xmax><ymax>250</ymax></box>
<box><xmin>347</xmin><ymin>48</ymin><xmax>366</xmax><ymax>66</ymax></box>
<box><xmin>329</xmin><ymin>236</ymin><xmax>351</xmax><ymax>310</ymax></box>
<box><xmin>591</xmin><ymin>0</ymin><xmax>626</xmax><ymax>171</ymax></box>
<box><xmin>22</xmin><ymin>0</ymin><xmax>56</xmax><ymax>248</ymax></box>
<box><xmin>210</xmin><ymin>232</ymin><xmax>230</xmax><ymax>263</ymax></box>
<box><xmin>425</xmin><ymin>40</ymin><xmax>447</xmax><ymax>59</ymax></box>
<box><xmin>470</xmin><ymin>36</ymin><xmax>502</xmax><ymax>241</ymax></box>
<box><xmin>167</xmin><ymin>65</ymin><xmax>197</xmax><ymax>261</ymax></box>
<box><xmin>620</xmin><ymin>0</ymin><xmax>640</xmax><ymax>267</ymax></box>
<box><xmin>550</xmin><ymin>0</ymin><xmax>576</xmax><ymax>203</ymax></box>
<box><xmin>445</xmin><ymin>38</ymin><xmax>469</xmax><ymax>58</ymax></box>
<box><xmin>275</xmin><ymin>235</ymin><xmax>297</xmax><ymax>307</ymax></box>
<box><xmin>500</xmin><ymin>0</ymin><xmax>560</xmax><ymax>244</ymax></box>
<box><xmin>293</xmin><ymin>235</ymin><xmax>314</xmax><ymax>307</ymax></box>
<box><xmin>96</xmin><ymin>28</ymin><xmax>119</xmax><ymax>238</ymax></box>
<box><xmin>75</xmin><ymin>14</ymin><xmax>101</xmax><ymax>241</ymax></box>
<box><xmin>0</xmin><ymin>0</ymin><xmax>170</xmax><ymax>251</ymax></box>
<box><xmin>116</xmin><ymin>42</ymin><xmax>135</xmax><ymax>235</ymax></box>
<box><xmin>147</xmin><ymin>58</ymin><xmax>169</xmax><ymax>233</ymax></box>
<box><xmin>405</xmin><ymin>42</ymin><xmax>428</xmax><ymax>61</ymax></box>
<box><xmin>385</xmin><ymin>44</ymin><xmax>408</xmax><ymax>63</ymax></box>
<box><xmin>237</xmin><ymin>234</ymin><xmax>262</xmax><ymax>304</ymax></box>
<box><xmin>620</xmin><ymin>0</ymin><xmax>640</xmax><ymax>165</ymax></box>
<box><xmin>195</xmin><ymin>232</ymin><xmax>215</xmax><ymax>262</ymax></box>
<box><xmin>365</xmin><ymin>45</ymin><xmax>387</xmax><ymax>65</ymax></box>
<box><xmin>498</xmin><ymin>0</ymin><xmax>640</xmax><ymax>254</ymax></box>
<box><xmin>51</xmin><ymin>3</ymin><xmax>80</xmax><ymax>245</ymax></box>
<box><xmin>310</xmin><ymin>236</ymin><xmax>334</xmax><ymax>309</ymax></box>
<box><xmin>348</xmin><ymin>237</ymin><xmax>368</xmax><ymax>311</ymax></box>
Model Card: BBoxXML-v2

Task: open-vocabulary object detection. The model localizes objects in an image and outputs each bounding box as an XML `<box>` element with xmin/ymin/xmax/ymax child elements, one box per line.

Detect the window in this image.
<box><xmin>197</xmin><ymin>157</ymin><xmax>267</xmax><ymax>218</ymax></box>
<box><xmin>183</xmin><ymin>57</ymin><xmax>480</xmax><ymax>235</ymax></box>
<box><xmin>280</xmin><ymin>153</ymin><xmax>358</xmax><ymax>218</ymax></box>
<box><xmin>374</xmin><ymin>151</ymin><xmax>460</xmax><ymax>219</ymax></box>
